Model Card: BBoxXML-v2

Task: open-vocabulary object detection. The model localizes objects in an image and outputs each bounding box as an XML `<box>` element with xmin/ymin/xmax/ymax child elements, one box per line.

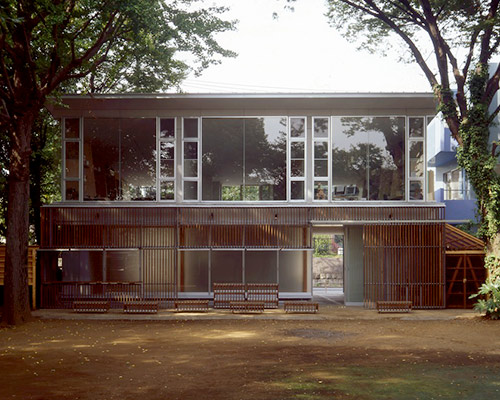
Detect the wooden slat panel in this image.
<box><xmin>364</xmin><ymin>223</ymin><xmax>445</xmax><ymax>309</ymax></box>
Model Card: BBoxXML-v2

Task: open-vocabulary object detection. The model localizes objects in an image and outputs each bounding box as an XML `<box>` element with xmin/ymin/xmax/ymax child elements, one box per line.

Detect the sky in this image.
<box><xmin>180</xmin><ymin>0</ymin><xmax>432</xmax><ymax>94</ymax></box>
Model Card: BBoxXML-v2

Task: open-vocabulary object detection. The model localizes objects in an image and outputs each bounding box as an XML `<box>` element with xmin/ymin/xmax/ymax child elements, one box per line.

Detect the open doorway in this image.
<box><xmin>312</xmin><ymin>229</ymin><xmax>344</xmax><ymax>304</ymax></box>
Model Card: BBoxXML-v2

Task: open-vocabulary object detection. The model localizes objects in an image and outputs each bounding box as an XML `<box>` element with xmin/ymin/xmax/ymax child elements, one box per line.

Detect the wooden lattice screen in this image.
<box><xmin>364</xmin><ymin>223</ymin><xmax>446</xmax><ymax>309</ymax></box>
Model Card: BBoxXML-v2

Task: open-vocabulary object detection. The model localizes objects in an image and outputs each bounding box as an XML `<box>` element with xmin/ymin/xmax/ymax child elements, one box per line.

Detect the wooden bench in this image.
<box><xmin>123</xmin><ymin>300</ymin><xmax>159</xmax><ymax>314</ymax></box>
<box><xmin>376</xmin><ymin>301</ymin><xmax>412</xmax><ymax>313</ymax></box>
<box><xmin>174</xmin><ymin>299</ymin><xmax>209</xmax><ymax>312</ymax></box>
<box><xmin>246</xmin><ymin>283</ymin><xmax>279</xmax><ymax>309</ymax></box>
<box><xmin>213</xmin><ymin>283</ymin><xmax>246</xmax><ymax>309</ymax></box>
<box><xmin>284</xmin><ymin>301</ymin><xmax>319</xmax><ymax>314</ymax></box>
<box><xmin>230</xmin><ymin>301</ymin><xmax>265</xmax><ymax>314</ymax></box>
<box><xmin>73</xmin><ymin>300</ymin><xmax>110</xmax><ymax>313</ymax></box>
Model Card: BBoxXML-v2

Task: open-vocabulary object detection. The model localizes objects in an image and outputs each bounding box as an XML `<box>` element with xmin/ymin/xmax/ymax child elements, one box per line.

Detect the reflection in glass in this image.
<box><xmin>202</xmin><ymin>117</ymin><xmax>286</xmax><ymax>201</ymax></box>
<box><xmin>291</xmin><ymin>160</ymin><xmax>305</xmax><ymax>177</ymax></box>
<box><xmin>65</xmin><ymin>181</ymin><xmax>79</xmax><ymax>201</ymax></box>
<box><xmin>160</xmin><ymin>142</ymin><xmax>175</xmax><ymax>178</ymax></box>
<box><xmin>409</xmin><ymin>117</ymin><xmax>424</xmax><ymax>137</ymax></box>
<box><xmin>184</xmin><ymin>181</ymin><xmax>198</xmax><ymax>200</ymax></box>
<box><xmin>314</xmin><ymin>181</ymin><xmax>328</xmax><ymax>200</ymax></box>
<box><xmin>160</xmin><ymin>181</ymin><xmax>174</xmax><ymax>200</ymax></box>
<box><xmin>410</xmin><ymin>180</ymin><xmax>424</xmax><ymax>200</ymax></box>
<box><xmin>211</xmin><ymin>251</ymin><xmax>243</xmax><ymax>290</ymax></box>
<box><xmin>245</xmin><ymin>251</ymin><xmax>277</xmax><ymax>283</ymax></box>
<box><xmin>179</xmin><ymin>251</ymin><xmax>208</xmax><ymax>292</ymax></box>
<box><xmin>65</xmin><ymin>118</ymin><xmax>79</xmax><ymax>139</ymax></box>
<box><xmin>332</xmin><ymin>117</ymin><xmax>405</xmax><ymax>201</ymax></box>
<box><xmin>160</xmin><ymin>118</ymin><xmax>175</xmax><ymax>138</ymax></box>
<box><xmin>65</xmin><ymin>142</ymin><xmax>79</xmax><ymax>178</ymax></box>
<box><xmin>62</xmin><ymin>251</ymin><xmax>103</xmax><ymax>281</ymax></box>
<box><xmin>290</xmin><ymin>117</ymin><xmax>305</xmax><ymax>137</ymax></box>
<box><xmin>410</xmin><ymin>141</ymin><xmax>424</xmax><ymax>177</ymax></box>
<box><xmin>290</xmin><ymin>142</ymin><xmax>304</xmax><ymax>158</ymax></box>
<box><xmin>314</xmin><ymin>118</ymin><xmax>329</xmax><ymax>138</ymax></box>
<box><xmin>84</xmin><ymin>118</ymin><xmax>156</xmax><ymax>201</ymax></box>
<box><xmin>291</xmin><ymin>181</ymin><xmax>304</xmax><ymax>200</ymax></box>
<box><xmin>184</xmin><ymin>118</ymin><xmax>198</xmax><ymax>138</ymax></box>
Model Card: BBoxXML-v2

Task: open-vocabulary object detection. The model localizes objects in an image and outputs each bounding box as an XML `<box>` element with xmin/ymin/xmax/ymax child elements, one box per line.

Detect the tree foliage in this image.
<box><xmin>326</xmin><ymin>0</ymin><xmax>500</xmax><ymax>315</ymax></box>
<box><xmin>0</xmin><ymin>0</ymin><xmax>235</xmax><ymax>324</ymax></box>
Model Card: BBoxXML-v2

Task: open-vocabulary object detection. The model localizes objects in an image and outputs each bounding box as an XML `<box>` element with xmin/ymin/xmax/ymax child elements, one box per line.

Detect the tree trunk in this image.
<box><xmin>2</xmin><ymin>113</ymin><xmax>35</xmax><ymax>325</ymax></box>
<box><xmin>485</xmin><ymin>233</ymin><xmax>500</xmax><ymax>281</ymax></box>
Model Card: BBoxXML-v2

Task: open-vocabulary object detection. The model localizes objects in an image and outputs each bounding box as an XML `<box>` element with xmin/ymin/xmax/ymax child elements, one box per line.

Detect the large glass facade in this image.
<box><xmin>202</xmin><ymin>117</ymin><xmax>287</xmax><ymax>201</ymax></box>
<box><xmin>332</xmin><ymin>117</ymin><xmax>405</xmax><ymax>201</ymax></box>
<box><xmin>84</xmin><ymin>118</ymin><xmax>156</xmax><ymax>201</ymax></box>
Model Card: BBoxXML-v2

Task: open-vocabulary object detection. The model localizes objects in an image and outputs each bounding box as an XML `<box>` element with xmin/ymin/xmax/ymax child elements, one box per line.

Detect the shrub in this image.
<box><xmin>470</xmin><ymin>279</ymin><xmax>500</xmax><ymax>320</ymax></box>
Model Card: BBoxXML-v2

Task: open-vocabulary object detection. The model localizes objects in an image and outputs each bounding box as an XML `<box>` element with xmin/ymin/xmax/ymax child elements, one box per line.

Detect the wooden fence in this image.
<box><xmin>0</xmin><ymin>245</ymin><xmax>38</xmax><ymax>309</ymax></box>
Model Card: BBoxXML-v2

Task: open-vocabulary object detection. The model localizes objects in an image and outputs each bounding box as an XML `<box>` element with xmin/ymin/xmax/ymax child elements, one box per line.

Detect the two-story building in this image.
<box><xmin>40</xmin><ymin>93</ymin><xmax>446</xmax><ymax>309</ymax></box>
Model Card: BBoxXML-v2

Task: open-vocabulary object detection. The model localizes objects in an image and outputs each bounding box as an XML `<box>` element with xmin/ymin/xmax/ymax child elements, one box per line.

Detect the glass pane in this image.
<box><xmin>410</xmin><ymin>180</ymin><xmax>424</xmax><ymax>200</ymax></box>
<box><xmin>62</xmin><ymin>251</ymin><xmax>103</xmax><ymax>282</ymax></box>
<box><xmin>160</xmin><ymin>181</ymin><xmax>174</xmax><ymax>200</ymax></box>
<box><xmin>184</xmin><ymin>118</ymin><xmax>198</xmax><ymax>138</ymax></box>
<box><xmin>314</xmin><ymin>181</ymin><xmax>328</xmax><ymax>200</ymax></box>
<box><xmin>202</xmin><ymin>117</ymin><xmax>287</xmax><ymax>201</ymax></box>
<box><xmin>84</xmin><ymin>118</ymin><xmax>156</xmax><ymax>201</ymax></box>
<box><xmin>202</xmin><ymin>118</ymin><xmax>243</xmax><ymax>200</ymax></box>
<box><xmin>106</xmin><ymin>251</ymin><xmax>140</xmax><ymax>282</ymax></box>
<box><xmin>161</xmin><ymin>141</ymin><xmax>174</xmax><ymax>159</ymax></box>
<box><xmin>368</xmin><ymin>117</ymin><xmax>405</xmax><ymax>200</ymax></box>
<box><xmin>65</xmin><ymin>141</ymin><xmax>79</xmax><ymax>178</ymax></box>
<box><xmin>314</xmin><ymin>160</ymin><xmax>328</xmax><ymax>177</ymax></box>
<box><xmin>245</xmin><ymin>251</ymin><xmax>277</xmax><ymax>283</ymax></box>
<box><xmin>211</xmin><ymin>251</ymin><xmax>243</xmax><ymax>290</ymax></box>
<box><xmin>410</xmin><ymin>117</ymin><xmax>424</xmax><ymax>138</ymax></box>
<box><xmin>290</xmin><ymin>142</ymin><xmax>304</xmax><ymax>158</ymax></box>
<box><xmin>279</xmin><ymin>251</ymin><xmax>310</xmax><ymax>292</ymax></box>
<box><xmin>179</xmin><ymin>251</ymin><xmax>208</xmax><ymax>292</ymax></box>
<box><xmin>410</xmin><ymin>141</ymin><xmax>424</xmax><ymax>177</ymax></box>
<box><xmin>291</xmin><ymin>181</ymin><xmax>304</xmax><ymax>200</ymax></box>
<box><xmin>65</xmin><ymin>118</ymin><xmax>79</xmax><ymax>139</ymax></box>
<box><xmin>332</xmin><ymin>117</ymin><xmax>368</xmax><ymax>200</ymax></box>
<box><xmin>332</xmin><ymin>117</ymin><xmax>405</xmax><ymax>201</ymax></box>
<box><xmin>184</xmin><ymin>159</ymin><xmax>198</xmax><ymax>178</ymax></box>
<box><xmin>84</xmin><ymin>118</ymin><xmax>120</xmax><ymax>200</ymax></box>
<box><xmin>314</xmin><ymin>142</ymin><xmax>328</xmax><ymax>158</ymax></box>
<box><xmin>65</xmin><ymin>180</ymin><xmax>79</xmax><ymax>201</ymax></box>
<box><xmin>120</xmin><ymin>118</ymin><xmax>156</xmax><ymax>201</ymax></box>
<box><xmin>244</xmin><ymin>117</ymin><xmax>287</xmax><ymax>201</ymax></box>
<box><xmin>184</xmin><ymin>181</ymin><xmax>198</xmax><ymax>200</ymax></box>
<box><xmin>160</xmin><ymin>142</ymin><xmax>175</xmax><ymax>178</ymax></box>
<box><xmin>160</xmin><ymin>118</ymin><xmax>175</xmax><ymax>138</ymax></box>
<box><xmin>290</xmin><ymin>117</ymin><xmax>305</xmax><ymax>138</ymax></box>
<box><xmin>314</xmin><ymin>118</ymin><xmax>329</xmax><ymax>138</ymax></box>
<box><xmin>184</xmin><ymin>142</ymin><xmax>198</xmax><ymax>160</ymax></box>
<box><xmin>291</xmin><ymin>160</ymin><xmax>304</xmax><ymax>177</ymax></box>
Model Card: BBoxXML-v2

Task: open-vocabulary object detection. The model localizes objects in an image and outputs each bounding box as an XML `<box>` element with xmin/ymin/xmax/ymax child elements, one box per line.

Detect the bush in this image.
<box><xmin>314</xmin><ymin>235</ymin><xmax>332</xmax><ymax>256</ymax></box>
<box><xmin>470</xmin><ymin>279</ymin><xmax>500</xmax><ymax>319</ymax></box>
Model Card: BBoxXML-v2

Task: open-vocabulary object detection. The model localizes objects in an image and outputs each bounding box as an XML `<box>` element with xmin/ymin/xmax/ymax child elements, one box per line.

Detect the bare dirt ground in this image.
<box><xmin>1</xmin><ymin>311</ymin><xmax>500</xmax><ymax>400</ymax></box>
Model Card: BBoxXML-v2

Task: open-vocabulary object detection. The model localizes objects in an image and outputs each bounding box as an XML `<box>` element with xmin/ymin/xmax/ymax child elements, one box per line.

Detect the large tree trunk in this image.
<box><xmin>2</xmin><ymin>113</ymin><xmax>35</xmax><ymax>325</ymax></box>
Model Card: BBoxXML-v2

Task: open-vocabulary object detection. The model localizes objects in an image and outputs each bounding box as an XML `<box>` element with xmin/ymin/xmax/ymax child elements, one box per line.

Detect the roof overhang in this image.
<box><xmin>46</xmin><ymin>92</ymin><xmax>438</xmax><ymax>118</ymax></box>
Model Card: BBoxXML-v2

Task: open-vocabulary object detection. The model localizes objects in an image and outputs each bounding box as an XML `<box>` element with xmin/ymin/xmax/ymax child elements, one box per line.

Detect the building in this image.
<box><xmin>41</xmin><ymin>93</ymin><xmax>447</xmax><ymax>309</ymax></box>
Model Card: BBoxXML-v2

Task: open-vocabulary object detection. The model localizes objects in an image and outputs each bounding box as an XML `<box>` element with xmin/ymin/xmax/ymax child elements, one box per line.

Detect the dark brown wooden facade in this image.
<box><xmin>39</xmin><ymin>204</ymin><xmax>446</xmax><ymax>309</ymax></box>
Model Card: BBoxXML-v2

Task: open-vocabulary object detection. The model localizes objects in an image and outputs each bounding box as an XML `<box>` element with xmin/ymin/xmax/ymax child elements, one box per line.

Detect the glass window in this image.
<box><xmin>409</xmin><ymin>180</ymin><xmax>424</xmax><ymax>200</ymax></box>
<box><xmin>211</xmin><ymin>251</ymin><xmax>243</xmax><ymax>290</ymax></box>
<box><xmin>65</xmin><ymin>142</ymin><xmax>79</xmax><ymax>178</ymax></box>
<box><xmin>84</xmin><ymin>118</ymin><xmax>156</xmax><ymax>201</ymax></box>
<box><xmin>314</xmin><ymin>181</ymin><xmax>328</xmax><ymax>200</ymax></box>
<box><xmin>245</xmin><ymin>251</ymin><xmax>277</xmax><ymax>283</ymax></box>
<box><xmin>65</xmin><ymin>118</ymin><xmax>79</xmax><ymax>139</ymax></box>
<box><xmin>65</xmin><ymin>181</ymin><xmax>79</xmax><ymax>201</ymax></box>
<box><xmin>184</xmin><ymin>142</ymin><xmax>198</xmax><ymax>179</ymax></box>
<box><xmin>184</xmin><ymin>181</ymin><xmax>198</xmax><ymax>200</ymax></box>
<box><xmin>332</xmin><ymin>117</ymin><xmax>405</xmax><ymax>201</ymax></box>
<box><xmin>410</xmin><ymin>141</ymin><xmax>424</xmax><ymax>177</ymax></box>
<box><xmin>179</xmin><ymin>251</ymin><xmax>209</xmax><ymax>292</ymax></box>
<box><xmin>160</xmin><ymin>118</ymin><xmax>175</xmax><ymax>138</ymax></box>
<box><xmin>409</xmin><ymin>117</ymin><xmax>424</xmax><ymax>138</ymax></box>
<box><xmin>160</xmin><ymin>142</ymin><xmax>175</xmax><ymax>178</ymax></box>
<box><xmin>291</xmin><ymin>181</ymin><xmax>304</xmax><ymax>200</ymax></box>
<box><xmin>105</xmin><ymin>250</ymin><xmax>140</xmax><ymax>282</ymax></box>
<box><xmin>160</xmin><ymin>181</ymin><xmax>174</xmax><ymax>200</ymax></box>
<box><xmin>314</xmin><ymin>142</ymin><xmax>328</xmax><ymax>177</ymax></box>
<box><xmin>314</xmin><ymin>118</ymin><xmax>329</xmax><ymax>138</ymax></box>
<box><xmin>183</xmin><ymin>118</ymin><xmax>198</xmax><ymax>138</ymax></box>
<box><xmin>61</xmin><ymin>251</ymin><xmax>103</xmax><ymax>282</ymax></box>
<box><xmin>202</xmin><ymin>117</ymin><xmax>287</xmax><ymax>201</ymax></box>
<box><xmin>290</xmin><ymin>118</ymin><xmax>305</xmax><ymax>138</ymax></box>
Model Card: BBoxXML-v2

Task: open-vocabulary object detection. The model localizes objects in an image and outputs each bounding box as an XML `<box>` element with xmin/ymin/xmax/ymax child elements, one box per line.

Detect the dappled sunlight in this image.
<box><xmin>192</xmin><ymin>330</ymin><xmax>257</xmax><ymax>340</ymax></box>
